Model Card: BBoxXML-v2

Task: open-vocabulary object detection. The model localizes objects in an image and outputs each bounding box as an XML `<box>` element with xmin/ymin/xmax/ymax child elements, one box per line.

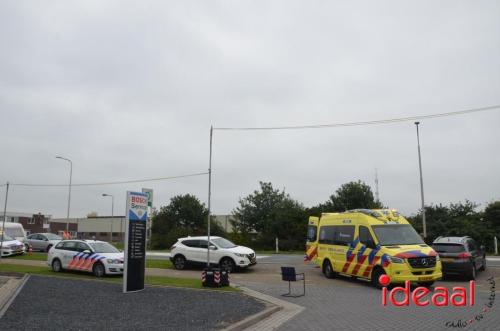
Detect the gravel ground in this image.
<box><xmin>0</xmin><ymin>275</ymin><xmax>266</xmax><ymax>331</ymax></box>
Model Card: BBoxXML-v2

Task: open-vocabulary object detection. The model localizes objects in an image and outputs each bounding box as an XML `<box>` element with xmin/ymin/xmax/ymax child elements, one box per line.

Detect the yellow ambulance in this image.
<box><xmin>306</xmin><ymin>209</ymin><xmax>442</xmax><ymax>287</ymax></box>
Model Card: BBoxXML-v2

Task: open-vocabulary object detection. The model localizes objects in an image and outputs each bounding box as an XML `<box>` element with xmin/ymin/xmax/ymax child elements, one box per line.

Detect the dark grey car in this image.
<box><xmin>27</xmin><ymin>233</ymin><xmax>62</xmax><ymax>252</ymax></box>
<box><xmin>432</xmin><ymin>236</ymin><xmax>486</xmax><ymax>280</ymax></box>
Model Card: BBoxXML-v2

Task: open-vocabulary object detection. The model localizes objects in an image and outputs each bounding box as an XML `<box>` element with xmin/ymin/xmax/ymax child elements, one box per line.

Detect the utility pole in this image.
<box><xmin>414</xmin><ymin>122</ymin><xmax>427</xmax><ymax>239</ymax></box>
<box><xmin>206</xmin><ymin>126</ymin><xmax>213</xmax><ymax>268</ymax></box>
<box><xmin>56</xmin><ymin>156</ymin><xmax>73</xmax><ymax>234</ymax></box>
<box><xmin>374</xmin><ymin>168</ymin><xmax>380</xmax><ymax>203</ymax></box>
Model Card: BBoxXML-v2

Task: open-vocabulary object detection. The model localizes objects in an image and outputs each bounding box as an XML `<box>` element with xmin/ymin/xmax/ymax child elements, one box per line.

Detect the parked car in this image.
<box><xmin>27</xmin><ymin>233</ymin><xmax>62</xmax><ymax>252</ymax></box>
<box><xmin>47</xmin><ymin>240</ymin><xmax>124</xmax><ymax>277</ymax></box>
<box><xmin>0</xmin><ymin>222</ymin><xmax>28</xmax><ymax>250</ymax></box>
<box><xmin>170</xmin><ymin>236</ymin><xmax>257</xmax><ymax>272</ymax></box>
<box><xmin>0</xmin><ymin>234</ymin><xmax>25</xmax><ymax>257</ymax></box>
<box><xmin>432</xmin><ymin>236</ymin><xmax>486</xmax><ymax>280</ymax></box>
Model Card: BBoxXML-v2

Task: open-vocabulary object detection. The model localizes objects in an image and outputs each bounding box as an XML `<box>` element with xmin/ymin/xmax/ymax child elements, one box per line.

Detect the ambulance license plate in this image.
<box><xmin>419</xmin><ymin>276</ymin><xmax>433</xmax><ymax>281</ymax></box>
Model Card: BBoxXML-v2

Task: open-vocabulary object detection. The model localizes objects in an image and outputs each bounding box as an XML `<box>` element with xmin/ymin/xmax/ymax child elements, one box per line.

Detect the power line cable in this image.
<box><xmin>7</xmin><ymin>172</ymin><xmax>208</xmax><ymax>188</ymax></box>
<box><xmin>214</xmin><ymin>104</ymin><xmax>500</xmax><ymax>131</ymax></box>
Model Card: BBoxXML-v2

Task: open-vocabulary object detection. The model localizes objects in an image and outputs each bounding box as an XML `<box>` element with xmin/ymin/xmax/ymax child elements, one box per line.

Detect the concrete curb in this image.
<box><xmin>223</xmin><ymin>284</ymin><xmax>305</xmax><ymax>331</ymax></box>
<box><xmin>223</xmin><ymin>304</ymin><xmax>282</xmax><ymax>331</ymax></box>
<box><xmin>0</xmin><ymin>274</ymin><xmax>30</xmax><ymax>318</ymax></box>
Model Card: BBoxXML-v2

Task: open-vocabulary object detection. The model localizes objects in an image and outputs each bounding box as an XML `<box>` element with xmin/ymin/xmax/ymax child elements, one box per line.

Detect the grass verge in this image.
<box><xmin>0</xmin><ymin>263</ymin><xmax>237</xmax><ymax>291</ymax></box>
<box><xmin>7</xmin><ymin>253</ymin><xmax>173</xmax><ymax>270</ymax></box>
<box><xmin>4</xmin><ymin>252</ymin><xmax>48</xmax><ymax>261</ymax></box>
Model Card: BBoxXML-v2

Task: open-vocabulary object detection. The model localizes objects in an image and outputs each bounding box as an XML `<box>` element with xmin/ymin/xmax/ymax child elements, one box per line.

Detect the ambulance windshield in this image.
<box><xmin>372</xmin><ymin>224</ymin><xmax>425</xmax><ymax>246</ymax></box>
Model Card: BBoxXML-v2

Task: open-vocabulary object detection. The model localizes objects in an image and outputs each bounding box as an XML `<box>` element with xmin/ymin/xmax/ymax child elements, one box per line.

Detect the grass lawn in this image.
<box><xmin>4</xmin><ymin>252</ymin><xmax>48</xmax><ymax>261</ymax></box>
<box><xmin>7</xmin><ymin>253</ymin><xmax>173</xmax><ymax>270</ymax></box>
<box><xmin>0</xmin><ymin>263</ymin><xmax>237</xmax><ymax>291</ymax></box>
<box><xmin>145</xmin><ymin>259</ymin><xmax>173</xmax><ymax>269</ymax></box>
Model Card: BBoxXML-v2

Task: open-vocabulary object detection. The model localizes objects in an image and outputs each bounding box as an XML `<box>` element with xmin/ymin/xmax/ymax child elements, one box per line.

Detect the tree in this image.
<box><xmin>232</xmin><ymin>182</ymin><xmax>307</xmax><ymax>250</ymax></box>
<box><xmin>310</xmin><ymin>180</ymin><xmax>383</xmax><ymax>216</ymax></box>
<box><xmin>151</xmin><ymin>194</ymin><xmax>224</xmax><ymax>249</ymax></box>
<box><xmin>408</xmin><ymin>201</ymin><xmax>495</xmax><ymax>249</ymax></box>
<box><xmin>484</xmin><ymin>201</ymin><xmax>500</xmax><ymax>232</ymax></box>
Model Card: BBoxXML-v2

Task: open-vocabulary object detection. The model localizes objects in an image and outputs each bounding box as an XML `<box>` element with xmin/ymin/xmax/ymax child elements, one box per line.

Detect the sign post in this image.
<box><xmin>123</xmin><ymin>191</ymin><xmax>148</xmax><ymax>293</ymax></box>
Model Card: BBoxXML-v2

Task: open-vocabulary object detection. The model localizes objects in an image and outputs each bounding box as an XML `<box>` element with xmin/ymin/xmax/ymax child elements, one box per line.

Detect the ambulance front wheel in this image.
<box><xmin>323</xmin><ymin>260</ymin><xmax>336</xmax><ymax>279</ymax></box>
<box><xmin>371</xmin><ymin>266</ymin><xmax>386</xmax><ymax>288</ymax></box>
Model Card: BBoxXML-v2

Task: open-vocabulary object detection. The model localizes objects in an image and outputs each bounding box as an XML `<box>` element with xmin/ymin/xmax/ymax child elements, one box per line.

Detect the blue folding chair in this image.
<box><xmin>281</xmin><ymin>266</ymin><xmax>305</xmax><ymax>297</ymax></box>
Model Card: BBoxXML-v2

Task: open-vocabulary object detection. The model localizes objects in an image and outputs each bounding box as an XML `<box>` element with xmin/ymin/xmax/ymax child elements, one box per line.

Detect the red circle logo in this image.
<box><xmin>379</xmin><ymin>274</ymin><xmax>391</xmax><ymax>286</ymax></box>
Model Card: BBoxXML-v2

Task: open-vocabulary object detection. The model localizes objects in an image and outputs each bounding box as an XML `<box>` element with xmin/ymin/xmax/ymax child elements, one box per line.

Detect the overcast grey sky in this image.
<box><xmin>1</xmin><ymin>1</ymin><xmax>499</xmax><ymax>219</ymax></box>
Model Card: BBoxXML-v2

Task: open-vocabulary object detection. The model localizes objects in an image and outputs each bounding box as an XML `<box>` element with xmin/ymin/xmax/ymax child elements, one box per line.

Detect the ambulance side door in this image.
<box><xmin>332</xmin><ymin>225</ymin><xmax>355</xmax><ymax>274</ymax></box>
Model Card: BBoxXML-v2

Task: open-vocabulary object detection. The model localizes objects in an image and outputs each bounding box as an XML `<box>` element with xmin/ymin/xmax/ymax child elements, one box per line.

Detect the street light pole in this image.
<box><xmin>56</xmin><ymin>156</ymin><xmax>72</xmax><ymax>235</ymax></box>
<box><xmin>0</xmin><ymin>182</ymin><xmax>10</xmax><ymax>262</ymax></box>
<box><xmin>414</xmin><ymin>122</ymin><xmax>427</xmax><ymax>239</ymax></box>
<box><xmin>206</xmin><ymin>126</ymin><xmax>213</xmax><ymax>268</ymax></box>
<box><xmin>102</xmin><ymin>194</ymin><xmax>114</xmax><ymax>242</ymax></box>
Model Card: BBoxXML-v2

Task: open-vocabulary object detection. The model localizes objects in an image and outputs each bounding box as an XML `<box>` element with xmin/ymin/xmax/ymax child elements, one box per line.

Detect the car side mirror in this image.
<box><xmin>209</xmin><ymin>245</ymin><xmax>217</xmax><ymax>250</ymax></box>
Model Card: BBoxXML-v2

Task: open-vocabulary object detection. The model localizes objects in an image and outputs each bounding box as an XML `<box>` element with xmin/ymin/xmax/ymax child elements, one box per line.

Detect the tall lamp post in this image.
<box><xmin>55</xmin><ymin>156</ymin><xmax>72</xmax><ymax>234</ymax></box>
<box><xmin>414</xmin><ymin>122</ymin><xmax>427</xmax><ymax>239</ymax></box>
<box><xmin>102</xmin><ymin>194</ymin><xmax>114</xmax><ymax>242</ymax></box>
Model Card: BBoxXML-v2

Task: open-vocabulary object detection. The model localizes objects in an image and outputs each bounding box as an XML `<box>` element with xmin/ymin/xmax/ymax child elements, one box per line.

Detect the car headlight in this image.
<box><xmin>107</xmin><ymin>259</ymin><xmax>122</xmax><ymax>264</ymax></box>
<box><xmin>388</xmin><ymin>256</ymin><xmax>405</xmax><ymax>264</ymax></box>
<box><xmin>234</xmin><ymin>253</ymin><xmax>246</xmax><ymax>257</ymax></box>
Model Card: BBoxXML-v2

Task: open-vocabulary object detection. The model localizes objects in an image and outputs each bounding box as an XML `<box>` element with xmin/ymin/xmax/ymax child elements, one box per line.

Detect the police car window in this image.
<box><xmin>55</xmin><ymin>242</ymin><xmax>65</xmax><ymax>249</ymax></box>
<box><xmin>89</xmin><ymin>242</ymin><xmax>120</xmax><ymax>253</ymax></box>
<box><xmin>76</xmin><ymin>242</ymin><xmax>91</xmax><ymax>252</ymax></box>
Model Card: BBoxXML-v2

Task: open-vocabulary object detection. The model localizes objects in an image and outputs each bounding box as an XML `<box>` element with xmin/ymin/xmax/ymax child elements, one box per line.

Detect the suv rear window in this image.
<box><xmin>432</xmin><ymin>244</ymin><xmax>465</xmax><ymax>253</ymax></box>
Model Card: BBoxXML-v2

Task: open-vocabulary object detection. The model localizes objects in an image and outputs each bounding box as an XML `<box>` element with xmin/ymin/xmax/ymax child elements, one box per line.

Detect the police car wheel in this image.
<box><xmin>52</xmin><ymin>259</ymin><xmax>62</xmax><ymax>272</ymax></box>
<box><xmin>174</xmin><ymin>255</ymin><xmax>186</xmax><ymax>270</ymax></box>
<box><xmin>323</xmin><ymin>261</ymin><xmax>335</xmax><ymax>279</ymax></box>
<box><xmin>93</xmin><ymin>263</ymin><xmax>105</xmax><ymax>277</ymax></box>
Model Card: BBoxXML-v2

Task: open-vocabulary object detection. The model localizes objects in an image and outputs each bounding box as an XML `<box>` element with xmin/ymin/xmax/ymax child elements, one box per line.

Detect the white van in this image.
<box><xmin>0</xmin><ymin>222</ymin><xmax>28</xmax><ymax>250</ymax></box>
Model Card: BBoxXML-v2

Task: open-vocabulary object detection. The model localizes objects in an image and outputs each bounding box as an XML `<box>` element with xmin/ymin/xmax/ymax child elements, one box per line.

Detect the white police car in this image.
<box><xmin>47</xmin><ymin>240</ymin><xmax>123</xmax><ymax>277</ymax></box>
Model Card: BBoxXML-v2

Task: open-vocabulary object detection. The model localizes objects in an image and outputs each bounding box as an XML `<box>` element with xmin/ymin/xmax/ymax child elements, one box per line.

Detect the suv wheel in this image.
<box><xmin>173</xmin><ymin>255</ymin><xmax>186</xmax><ymax>270</ymax></box>
<box><xmin>467</xmin><ymin>264</ymin><xmax>476</xmax><ymax>280</ymax></box>
<box><xmin>479</xmin><ymin>257</ymin><xmax>486</xmax><ymax>271</ymax></box>
<box><xmin>52</xmin><ymin>259</ymin><xmax>62</xmax><ymax>272</ymax></box>
<box><xmin>220</xmin><ymin>258</ymin><xmax>235</xmax><ymax>272</ymax></box>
